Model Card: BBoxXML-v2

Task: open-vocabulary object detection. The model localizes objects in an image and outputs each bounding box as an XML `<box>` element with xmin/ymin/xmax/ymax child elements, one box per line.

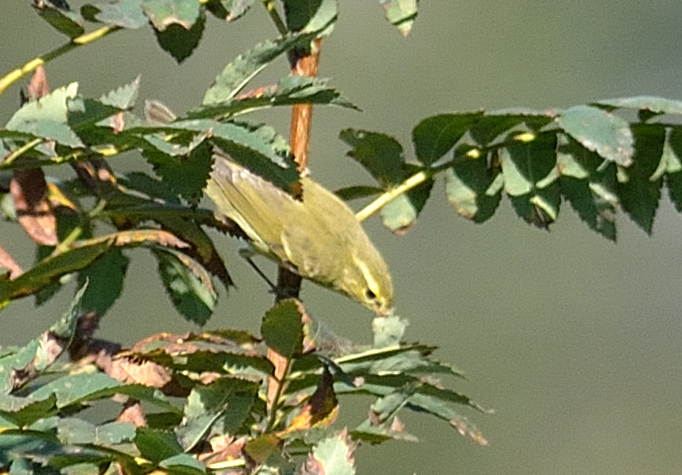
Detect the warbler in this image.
<box><xmin>206</xmin><ymin>153</ymin><xmax>394</xmax><ymax>316</ymax></box>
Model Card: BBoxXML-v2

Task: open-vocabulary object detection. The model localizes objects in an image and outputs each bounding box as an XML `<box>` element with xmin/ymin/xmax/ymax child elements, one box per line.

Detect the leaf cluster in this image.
<box><xmin>0</xmin><ymin>289</ymin><xmax>484</xmax><ymax>474</ymax></box>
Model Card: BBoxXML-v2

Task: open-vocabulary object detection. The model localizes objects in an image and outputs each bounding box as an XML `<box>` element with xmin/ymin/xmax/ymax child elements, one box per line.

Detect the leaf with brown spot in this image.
<box><xmin>280</xmin><ymin>367</ymin><xmax>338</xmax><ymax>435</ymax></box>
<box><xmin>11</xmin><ymin>168</ymin><xmax>58</xmax><ymax>246</ymax></box>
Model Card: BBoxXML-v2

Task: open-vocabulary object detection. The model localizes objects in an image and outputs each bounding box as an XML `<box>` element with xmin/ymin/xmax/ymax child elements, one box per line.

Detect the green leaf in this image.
<box><xmin>261</xmin><ymin>300</ymin><xmax>304</xmax><ymax>359</ymax></box>
<box><xmin>204</xmin><ymin>0</ymin><xmax>254</xmax><ymax>21</ymax></box>
<box><xmin>557</xmin><ymin>138</ymin><xmax>618</xmax><ymax>240</ymax></box>
<box><xmin>202</xmin><ymin>32</ymin><xmax>317</xmax><ymax>105</ymax></box>
<box><xmin>153</xmin><ymin>11</ymin><xmax>206</xmax><ymax>63</ymax></box>
<box><xmin>340</xmin><ymin>129</ymin><xmax>405</xmax><ymax>186</ymax></box>
<box><xmin>665</xmin><ymin>127</ymin><xmax>682</xmax><ymax>213</ymax></box>
<box><xmin>140</xmin><ymin>0</ymin><xmax>200</xmax><ymax>30</ymax></box>
<box><xmin>0</xmin><ymin>394</ymin><xmax>58</xmax><ymax>428</ymax></box>
<box><xmin>154</xmin><ymin>248</ymin><xmax>216</xmax><ymax>326</ymax></box>
<box><xmin>159</xmin><ymin>453</ymin><xmax>206</xmax><ymax>475</ymax></box>
<box><xmin>593</xmin><ymin>96</ymin><xmax>682</xmax><ymax>118</ymax></box>
<box><xmin>557</xmin><ymin>105</ymin><xmax>634</xmax><ymax>167</ymax></box>
<box><xmin>92</xmin><ymin>0</ymin><xmax>148</xmax><ymax>28</ymax></box>
<box><xmin>380</xmin><ymin>169</ymin><xmax>434</xmax><ymax>234</ymax></box>
<box><xmin>372</xmin><ymin>316</ymin><xmax>407</xmax><ymax>348</ymax></box>
<box><xmin>617</xmin><ymin>124</ymin><xmax>665</xmax><ymax>234</ymax></box>
<box><xmin>134</xmin><ymin>427</ymin><xmax>183</xmax><ymax>464</ymax></box>
<box><xmin>412</xmin><ymin>113</ymin><xmax>482</xmax><ymax>166</ymax></box>
<box><xmin>34</xmin><ymin>1</ymin><xmax>85</xmax><ymax>38</ymax></box>
<box><xmin>6</xmin><ymin>83</ymin><xmax>84</xmax><ymax>148</ymax></box>
<box><xmin>190</xmin><ymin>76</ymin><xmax>358</xmax><ymax>119</ymax></box>
<box><xmin>333</xmin><ymin>185</ymin><xmax>383</xmax><ymax>201</ymax></box>
<box><xmin>0</xmin><ymin>230</ymin><xmax>188</xmax><ymax>303</ymax></box>
<box><xmin>77</xmin><ymin>248</ymin><xmax>129</xmax><ymax>316</ymax></box>
<box><xmin>305</xmin><ymin>430</ymin><xmax>355</xmax><ymax>475</ymax></box>
<box><xmin>380</xmin><ymin>0</ymin><xmax>418</xmax><ymax>36</ymax></box>
<box><xmin>445</xmin><ymin>157</ymin><xmax>502</xmax><ymax>223</ymax></box>
<box><xmin>282</xmin><ymin>0</ymin><xmax>338</xmax><ymax>36</ymax></box>
<box><xmin>57</xmin><ymin>419</ymin><xmax>136</xmax><ymax>445</ymax></box>
<box><xmin>99</xmin><ymin>76</ymin><xmax>141</xmax><ymax>109</ymax></box>
<box><xmin>144</xmin><ymin>139</ymin><xmax>213</xmax><ymax>205</ymax></box>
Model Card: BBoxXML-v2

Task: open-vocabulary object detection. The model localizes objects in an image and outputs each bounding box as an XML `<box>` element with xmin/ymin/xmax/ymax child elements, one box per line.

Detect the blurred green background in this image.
<box><xmin>2</xmin><ymin>1</ymin><xmax>682</xmax><ymax>473</ymax></box>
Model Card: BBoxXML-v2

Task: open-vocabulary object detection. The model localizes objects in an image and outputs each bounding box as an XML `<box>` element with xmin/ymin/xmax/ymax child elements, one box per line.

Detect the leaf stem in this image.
<box><xmin>0</xmin><ymin>25</ymin><xmax>119</xmax><ymax>99</ymax></box>
<box><xmin>265</xmin><ymin>352</ymin><xmax>292</xmax><ymax>432</ymax></box>
<box><xmin>1</xmin><ymin>138</ymin><xmax>42</xmax><ymax>166</ymax></box>
<box><xmin>260</xmin><ymin>0</ymin><xmax>288</xmax><ymax>36</ymax></box>
<box><xmin>355</xmin><ymin>130</ymin><xmax>551</xmax><ymax>221</ymax></box>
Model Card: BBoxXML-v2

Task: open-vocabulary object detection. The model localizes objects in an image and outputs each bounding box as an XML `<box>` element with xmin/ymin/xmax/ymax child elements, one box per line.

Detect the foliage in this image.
<box><xmin>1</xmin><ymin>0</ymin><xmax>681</xmax><ymax>473</ymax></box>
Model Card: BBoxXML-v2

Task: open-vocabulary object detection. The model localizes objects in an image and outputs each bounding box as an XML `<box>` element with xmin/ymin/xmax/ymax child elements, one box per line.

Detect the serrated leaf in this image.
<box><xmin>663</xmin><ymin>127</ymin><xmax>682</xmax><ymax>212</ymax></box>
<box><xmin>593</xmin><ymin>96</ymin><xmax>682</xmax><ymax>117</ymax></box>
<box><xmin>134</xmin><ymin>427</ymin><xmax>183</xmax><ymax>464</ymax></box>
<box><xmin>445</xmin><ymin>157</ymin><xmax>502</xmax><ymax>223</ymax></box>
<box><xmin>261</xmin><ymin>300</ymin><xmax>304</xmax><ymax>358</ymax></box>
<box><xmin>617</xmin><ymin>124</ymin><xmax>665</xmax><ymax>234</ymax></box>
<box><xmin>99</xmin><ymin>76</ymin><xmax>141</xmax><ymax>109</ymax></box>
<box><xmin>34</xmin><ymin>1</ymin><xmax>85</xmax><ymax>38</ymax></box>
<box><xmin>154</xmin><ymin>248</ymin><xmax>216</xmax><ymax>326</ymax></box>
<box><xmin>0</xmin><ymin>230</ymin><xmax>188</xmax><ymax>303</ymax></box>
<box><xmin>340</xmin><ymin>129</ymin><xmax>405</xmax><ymax>186</ymax></box>
<box><xmin>412</xmin><ymin>113</ymin><xmax>482</xmax><ymax>166</ymax></box>
<box><xmin>77</xmin><ymin>248</ymin><xmax>129</xmax><ymax>316</ymax></box>
<box><xmin>144</xmin><ymin>139</ymin><xmax>213</xmax><ymax>205</ymax></box>
<box><xmin>6</xmin><ymin>83</ymin><xmax>84</xmax><ymax>148</ymax></box>
<box><xmin>303</xmin><ymin>429</ymin><xmax>355</xmax><ymax>475</ymax></box>
<box><xmin>557</xmin><ymin>105</ymin><xmax>633</xmax><ymax>166</ymax></box>
<box><xmin>153</xmin><ymin>11</ymin><xmax>206</xmax><ymax>63</ymax></box>
<box><xmin>93</xmin><ymin>0</ymin><xmax>148</xmax><ymax>28</ymax></box>
<box><xmin>557</xmin><ymin>138</ymin><xmax>618</xmax><ymax>240</ymax></box>
<box><xmin>380</xmin><ymin>0</ymin><xmax>418</xmax><ymax>36</ymax></box>
<box><xmin>203</xmin><ymin>32</ymin><xmax>317</xmax><ymax>105</ymax></box>
<box><xmin>191</xmin><ymin>76</ymin><xmax>358</xmax><ymax>119</ymax></box>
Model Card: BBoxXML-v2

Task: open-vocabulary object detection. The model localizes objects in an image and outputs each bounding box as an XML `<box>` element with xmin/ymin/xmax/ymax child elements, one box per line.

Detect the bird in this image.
<box><xmin>205</xmin><ymin>153</ymin><xmax>394</xmax><ymax>316</ymax></box>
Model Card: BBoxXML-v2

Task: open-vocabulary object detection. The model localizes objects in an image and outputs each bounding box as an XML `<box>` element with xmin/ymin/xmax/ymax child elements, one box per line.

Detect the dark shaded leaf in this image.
<box><xmin>412</xmin><ymin>113</ymin><xmax>482</xmax><ymax>166</ymax></box>
<box><xmin>144</xmin><ymin>139</ymin><xmax>213</xmax><ymax>205</ymax></box>
<box><xmin>557</xmin><ymin>137</ymin><xmax>618</xmax><ymax>240</ymax></box>
<box><xmin>77</xmin><ymin>248</ymin><xmax>129</xmax><ymax>316</ymax></box>
<box><xmin>34</xmin><ymin>0</ymin><xmax>85</xmax><ymax>38</ymax></box>
<box><xmin>445</xmin><ymin>157</ymin><xmax>502</xmax><ymax>223</ymax></box>
<box><xmin>340</xmin><ymin>129</ymin><xmax>405</xmax><ymax>186</ymax></box>
<box><xmin>261</xmin><ymin>299</ymin><xmax>305</xmax><ymax>359</ymax></box>
<box><xmin>617</xmin><ymin>124</ymin><xmax>665</xmax><ymax>234</ymax></box>
<box><xmin>154</xmin><ymin>248</ymin><xmax>216</xmax><ymax>326</ymax></box>
<box><xmin>153</xmin><ymin>11</ymin><xmax>206</xmax><ymax>63</ymax></box>
<box><xmin>134</xmin><ymin>427</ymin><xmax>183</xmax><ymax>464</ymax></box>
<box><xmin>333</xmin><ymin>185</ymin><xmax>382</xmax><ymax>201</ymax></box>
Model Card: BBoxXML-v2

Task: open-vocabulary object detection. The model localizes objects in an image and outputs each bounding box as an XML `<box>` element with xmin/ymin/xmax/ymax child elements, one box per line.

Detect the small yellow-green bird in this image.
<box><xmin>206</xmin><ymin>152</ymin><xmax>394</xmax><ymax>316</ymax></box>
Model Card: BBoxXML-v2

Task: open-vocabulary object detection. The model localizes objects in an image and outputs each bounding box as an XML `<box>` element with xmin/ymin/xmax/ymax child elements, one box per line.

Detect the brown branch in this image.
<box><xmin>266</xmin><ymin>38</ymin><xmax>323</xmax><ymax>414</ymax></box>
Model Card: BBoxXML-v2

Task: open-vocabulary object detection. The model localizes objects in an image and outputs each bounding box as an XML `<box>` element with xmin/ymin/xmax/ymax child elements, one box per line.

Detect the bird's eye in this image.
<box><xmin>365</xmin><ymin>288</ymin><xmax>377</xmax><ymax>300</ymax></box>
